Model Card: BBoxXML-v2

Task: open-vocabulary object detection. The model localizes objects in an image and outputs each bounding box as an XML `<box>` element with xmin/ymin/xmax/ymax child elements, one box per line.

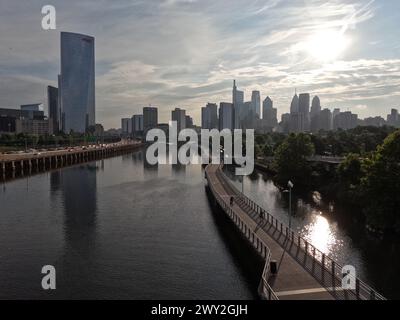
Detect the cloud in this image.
<box><xmin>0</xmin><ymin>0</ymin><xmax>399</xmax><ymax>128</ymax></box>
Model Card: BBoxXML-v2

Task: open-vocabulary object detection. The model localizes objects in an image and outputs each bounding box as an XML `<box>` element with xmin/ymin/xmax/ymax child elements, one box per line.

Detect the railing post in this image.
<box><xmin>370</xmin><ymin>290</ymin><xmax>375</xmax><ymax>300</ymax></box>
<box><xmin>356</xmin><ymin>279</ymin><xmax>360</xmax><ymax>300</ymax></box>
<box><xmin>332</xmin><ymin>261</ymin><xmax>336</xmax><ymax>290</ymax></box>
<box><xmin>322</xmin><ymin>254</ymin><xmax>326</xmax><ymax>282</ymax></box>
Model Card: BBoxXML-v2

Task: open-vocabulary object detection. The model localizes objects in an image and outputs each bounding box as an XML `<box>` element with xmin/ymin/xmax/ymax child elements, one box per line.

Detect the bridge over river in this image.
<box><xmin>205</xmin><ymin>164</ymin><xmax>385</xmax><ymax>300</ymax></box>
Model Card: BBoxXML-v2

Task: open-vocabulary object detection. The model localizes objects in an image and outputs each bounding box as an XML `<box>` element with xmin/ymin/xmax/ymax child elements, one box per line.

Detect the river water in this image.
<box><xmin>0</xmin><ymin>149</ymin><xmax>398</xmax><ymax>299</ymax></box>
<box><xmin>224</xmin><ymin>167</ymin><xmax>400</xmax><ymax>299</ymax></box>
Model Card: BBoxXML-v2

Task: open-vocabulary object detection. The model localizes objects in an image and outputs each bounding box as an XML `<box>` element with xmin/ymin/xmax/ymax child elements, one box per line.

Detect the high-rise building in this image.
<box><xmin>251</xmin><ymin>91</ymin><xmax>261</xmax><ymax>118</ymax></box>
<box><xmin>185</xmin><ymin>115</ymin><xmax>194</xmax><ymax>128</ymax></box>
<box><xmin>121</xmin><ymin>118</ymin><xmax>132</xmax><ymax>135</ymax></box>
<box><xmin>171</xmin><ymin>108</ymin><xmax>186</xmax><ymax>132</ymax></box>
<box><xmin>233</xmin><ymin>80</ymin><xmax>244</xmax><ymax>128</ymax></box>
<box><xmin>47</xmin><ymin>86</ymin><xmax>59</xmax><ymax>133</ymax></box>
<box><xmin>333</xmin><ymin>111</ymin><xmax>358</xmax><ymax>130</ymax></box>
<box><xmin>298</xmin><ymin>93</ymin><xmax>310</xmax><ymax>131</ymax></box>
<box><xmin>319</xmin><ymin>108</ymin><xmax>332</xmax><ymax>131</ymax></box>
<box><xmin>219</xmin><ymin>102</ymin><xmax>234</xmax><ymax>131</ymax></box>
<box><xmin>60</xmin><ymin>32</ymin><xmax>95</xmax><ymax>133</ymax></box>
<box><xmin>201</xmin><ymin>103</ymin><xmax>218</xmax><ymax>129</ymax></box>
<box><xmin>310</xmin><ymin>96</ymin><xmax>321</xmax><ymax>116</ymax></box>
<box><xmin>387</xmin><ymin>109</ymin><xmax>399</xmax><ymax>127</ymax></box>
<box><xmin>132</xmin><ymin>114</ymin><xmax>143</xmax><ymax>136</ymax></box>
<box><xmin>143</xmin><ymin>106</ymin><xmax>158</xmax><ymax>131</ymax></box>
<box><xmin>262</xmin><ymin>96</ymin><xmax>278</xmax><ymax>129</ymax></box>
<box><xmin>290</xmin><ymin>93</ymin><xmax>299</xmax><ymax>114</ymax></box>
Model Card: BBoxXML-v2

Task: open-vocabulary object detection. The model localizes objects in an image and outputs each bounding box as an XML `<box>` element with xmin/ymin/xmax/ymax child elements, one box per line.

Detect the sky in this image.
<box><xmin>0</xmin><ymin>0</ymin><xmax>400</xmax><ymax>129</ymax></box>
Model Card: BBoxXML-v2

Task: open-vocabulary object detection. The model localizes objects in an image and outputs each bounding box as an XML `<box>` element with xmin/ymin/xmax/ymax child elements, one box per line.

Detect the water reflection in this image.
<box><xmin>300</xmin><ymin>214</ymin><xmax>337</xmax><ymax>255</ymax></box>
<box><xmin>224</xmin><ymin>167</ymin><xmax>365</xmax><ymax>277</ymax></box>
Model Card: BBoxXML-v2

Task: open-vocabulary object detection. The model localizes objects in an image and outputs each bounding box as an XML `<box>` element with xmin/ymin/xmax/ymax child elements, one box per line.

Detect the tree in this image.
<box><xmin>274</xmin><ymin>133</ymin><xmax>315</xmax><ymax>186</ymax></box>
<box><xmin>336</xmin><ymin>153</ymin><xmax>364</xmax><ymax>205</ymax></box>
<box><xmin>361</xmin><ymin>130</ymin><xmax>400</xmax><ymax>232</ymax></box>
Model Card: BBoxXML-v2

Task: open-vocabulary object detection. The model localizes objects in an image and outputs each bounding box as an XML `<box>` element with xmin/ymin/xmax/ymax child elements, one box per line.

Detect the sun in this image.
<box><xmin>306</xmin><ymin>29</ymin><xmax>350</xmax><ymax>62</ymax></box>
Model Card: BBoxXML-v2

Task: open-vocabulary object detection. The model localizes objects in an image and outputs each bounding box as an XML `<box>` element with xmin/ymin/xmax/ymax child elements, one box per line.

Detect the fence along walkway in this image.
<box><xmin>205</xmin><ymin>164</ymin><xmax>385</xmax><ymax>300</ymax></box>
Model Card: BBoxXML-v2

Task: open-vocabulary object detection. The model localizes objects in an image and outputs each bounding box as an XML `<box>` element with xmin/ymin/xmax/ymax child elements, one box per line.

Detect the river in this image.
<box><xmin>0</xmin><ymin>149</ymin><xmax>398</xmax><ymax>299</ymax></box>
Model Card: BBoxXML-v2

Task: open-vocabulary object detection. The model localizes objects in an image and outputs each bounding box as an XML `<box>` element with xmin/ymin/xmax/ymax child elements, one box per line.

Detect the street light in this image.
<box><xmin>283</xmin><ymin>180</ymin><xmax>294</xmax><ymax>230</ymax></box>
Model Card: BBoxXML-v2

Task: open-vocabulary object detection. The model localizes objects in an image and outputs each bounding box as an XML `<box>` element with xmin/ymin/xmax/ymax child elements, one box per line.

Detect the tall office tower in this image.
<box><xmin>132</xmin><ymin>114</ymin><xmax>143</xmax><ymax>136</ymax></box>
<box><xmin>143</xmin><ymin>106</ymin><xmax>158</xmax><ymax>131</ymax></box>
<box><xmin>332</xmin><ymin>108</ymin><xmax>341</xmax><ymax>130</ymax></box>
<box><xmin>387</xmin><ymin>108</ymin><xmax>399</xmax><ymax>127</ymax></box>
<box><xmin>171</xmin><ymin>108</ymin><xmax>186</xmax><ymax>132</ymax></box>
<box><xmin>290</xmin><ymin>93</ymin><xmax>299</xmax><ymax>114</ymax></box>
<box><xmin>201</xmin><ymin>103</ymin><xmax>218</xmax><ymax>129</ymax></box>
<box><xmin>311</xmin><ymin>96</ymin><xmax>321</xmax><ymax>116</ymax></box>
<box><xmin>232</xmin><ymin>80</ymin><xmax>244</xmax><ymax>128</ymax></box>
<box><xmin>319</xmin><ymin>108</ymin><xmax>332</xmax><ymax>131</ymax></box>
<box><xmin>310</xmin><ymin>96</ymin><xmax>321</xmax><ymax>132</ymax></box>
<box><xmin>262</xmin><ymin>96</ymin><xmax>278</xmax><ymax>128</ymax></box>
<box><xmin>47</xmin><ymin>86</ymin><xmax>59</xmax><ymax>133</ymax></box>
<box><xmin>219</xmin><ymin>102</ymin><xmax>234</xmax><ymax>130</ymax></box>
<box><xmin>298</xmin><ymin>93</ymin><xmax>310</xmax><ymax>131</ymax></box>
<box><xmin>280</xmin><ymin>113</ymin><xmax>291</xmax><ymax>133</ymax></box>
<box><xmin>121</xmin><ymin>118</ymin><xmax>132</xmax><ymax>135</ymax></box>
<box><xmin>60</xmin><ymin>32</ymin><xmax>95</xmax><ymax>133</ymax></box>
<box><xmin>251</xmin><ymin>91</ymin><xmax>261</xmax><ymax>118</ymax></box>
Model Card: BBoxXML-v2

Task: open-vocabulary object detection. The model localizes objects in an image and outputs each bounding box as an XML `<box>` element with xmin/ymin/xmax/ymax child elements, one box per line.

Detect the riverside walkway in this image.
<box><xmin>205</xmin><ymin>164</ymin><xmax>385</xmax><ymax>300</ymax></box>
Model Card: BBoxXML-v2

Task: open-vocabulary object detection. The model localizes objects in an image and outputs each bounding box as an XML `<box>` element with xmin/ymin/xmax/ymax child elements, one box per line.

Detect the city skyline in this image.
<box><xmin>1</xmin><ymin>0</ymin><xmax>400</xmax><ymax>129</ymax></box>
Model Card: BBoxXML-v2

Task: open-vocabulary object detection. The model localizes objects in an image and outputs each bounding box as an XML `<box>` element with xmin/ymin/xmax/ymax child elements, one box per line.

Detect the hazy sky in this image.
<box><xmin>0</xmin><ymin>0</ymin><xmax>399</xmax><ymax>129</ymax></box>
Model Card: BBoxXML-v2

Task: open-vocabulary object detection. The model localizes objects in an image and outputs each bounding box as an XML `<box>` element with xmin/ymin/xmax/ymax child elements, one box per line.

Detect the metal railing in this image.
<box><xmin>205</xmin><ymin>165</ymin><xmax>278</xmax><ymax>300</ymax></box>
<box><xmin>215</xmin><ymin>165</ymin><xmax>386</xmax><ymax>301</ymax></box>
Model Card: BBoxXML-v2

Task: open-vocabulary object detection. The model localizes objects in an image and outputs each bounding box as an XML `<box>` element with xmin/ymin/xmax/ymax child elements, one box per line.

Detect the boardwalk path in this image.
<box><xmin>205</xmin><ymin>164</ymin><xmax>385</xmax><ymax>300</ymax></box>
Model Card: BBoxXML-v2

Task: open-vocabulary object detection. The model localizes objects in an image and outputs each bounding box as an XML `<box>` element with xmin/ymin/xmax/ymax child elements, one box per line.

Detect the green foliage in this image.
<box><xmin>361</xmin><ymin>130</ymin><xmax>400</xmax><ymax>232</ymax></box>
<box><xmin>274</xmin><ymin>133</ymin><xmax>315</xmax><ymax>186</ymax></box>
<box><xmin>336</xmin><ymin>154</ymin><xmax>364</xmax><ymax>205</ymax></box>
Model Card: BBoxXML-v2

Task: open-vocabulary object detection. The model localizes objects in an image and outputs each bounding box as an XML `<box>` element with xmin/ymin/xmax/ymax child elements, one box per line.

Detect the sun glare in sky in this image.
<box><xmin>306</xmin><ymin>29</ymin><xmax>350</xmax><ymax>62</ymax></box>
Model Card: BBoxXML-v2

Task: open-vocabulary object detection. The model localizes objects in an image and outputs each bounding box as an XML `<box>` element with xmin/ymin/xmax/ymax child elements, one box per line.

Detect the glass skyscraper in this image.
<box><xmin>60</xmin><ymin>32</ymin><xmax>95</xmax><ymax>133</ymax></box>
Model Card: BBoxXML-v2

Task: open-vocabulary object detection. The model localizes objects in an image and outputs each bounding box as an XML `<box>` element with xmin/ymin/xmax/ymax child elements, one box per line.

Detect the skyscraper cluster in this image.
<box><xmin>201</xmin><ymin>80</ymin><xmax>278</xmax><ymax>133</ymax></box>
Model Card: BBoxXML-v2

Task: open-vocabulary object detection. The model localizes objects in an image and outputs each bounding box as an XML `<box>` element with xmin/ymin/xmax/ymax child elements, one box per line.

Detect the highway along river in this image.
<box><xmin>0</xmin><ymin>149</ymin><xmax>398</xmax><ymax>299</ymax></box>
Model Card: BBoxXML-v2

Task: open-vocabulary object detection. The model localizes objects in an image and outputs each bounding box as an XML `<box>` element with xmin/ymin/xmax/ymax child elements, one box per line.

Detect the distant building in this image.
<box><xmin>251</xmin><ymin>91</ymin><xmax>261</xmax><ymax>118</ymax></box>
<box><xmin>185</xmin><ymin>115</ymin><xmax>194</xmax><ymax>128</ymax></box>
<box><xmin>262</xmin><ymin>96</ymin><xmax>278</xmax><ymax>129</ymax></box>
<box><xmin>201</xmin><ymin>103</ymin><xmax>218</xmax><ymax>129</ymax></box>
<box><xmin>387</xmin><ymin>109</ymin><xmax>399</xmax><ymax>127</ymax></box>
<box><xmin>132</xmin><ymin>114</ymin><xmax>143</xmax><ymax>137</ymax></box>
<box><xmin>363</xmin><ymin>116</ymin><xmax>386</xmax><ymax>127</ymax></box>
<box><xmin>233</xmin><ymin>80</ymin><xmax>244</xmax><ymax>128</ymax></box>
<box><xmin>333</xmin><ymin>111</ymin><xmax>358</xmax><ymax>130</ymax></box>
<box><xmin>47</xmin><ymin>86</ymin><xmax>59</xmax><ymax>134</ymax></box>
<box><xmin>290</xmin><ymin>93</ymin><xmax>299</xmax><ymax>114</ymax></box>
<box><xmin>121</xmin><ymin>118</ymin><xmax>132</xmax><ymax>135</ymax></box>
<box><xmin>143</xmin><ymin>106</ymin><xmax>158</xmax><ymax>132</ymax></box>
<box><xmin>171</xmin><ymin>108</ymin><xmax>186</xmax><ymax>132</ymax></box>
<box><xmin>219</xmin><ymin>102</ymin><xmax>234</xmax><ymax>131</ymax></box>
<box><xmin>0</xmin><ymin>116</ymin><xmax>16</xmax><ymax>133</ymax></box>
<box><xmin>15</xmin><ymin>118</ymin><xmax>52</xmax><ymax>135</ymax></box>
<box><xmin>310</xmin><ymin>96</ymin><xmax>321</xmax><ymax>132</ymax></box>
<box><xmin>280</xmin><ymin>113</ymin><xmax>291</xmax><ymax>133</ymax></box>
<box><xmin>20</xmin><ymin>103</ymin><xmax>44</xmax><ymax>112</ymax></box>
<box><xmin>319</xmin><ymin>108</ymin><xmax>333</xmax><ymax>131</ymax></box>
<box><xmin>298</xmin><ymin>93</ymin><xmax>310</xmax><ymax>131</ymax></box>
<box><xmin>60</xmin><ymin>32</ymin><xmax>95</xmax><ymax>133</ymax></box>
